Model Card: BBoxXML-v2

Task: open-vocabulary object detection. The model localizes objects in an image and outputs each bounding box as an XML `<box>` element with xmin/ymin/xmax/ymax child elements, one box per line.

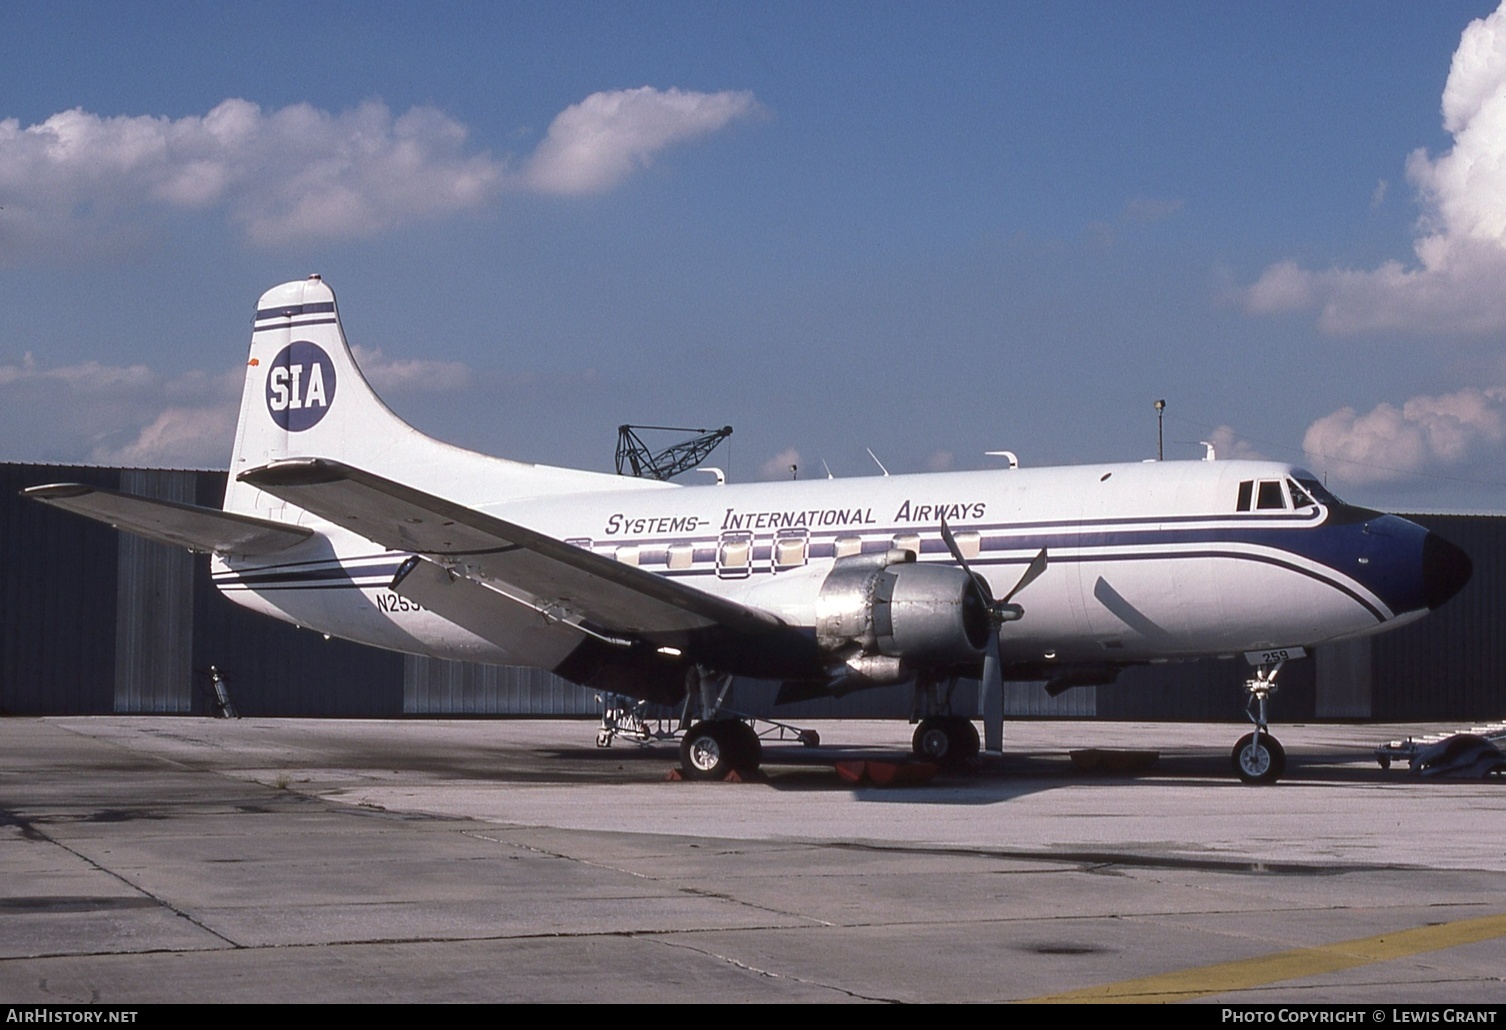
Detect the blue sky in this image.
<box><xmin>4</xmin><ymin>1</ymin><xmax>1506</xmax><ymax>511</ymax></box>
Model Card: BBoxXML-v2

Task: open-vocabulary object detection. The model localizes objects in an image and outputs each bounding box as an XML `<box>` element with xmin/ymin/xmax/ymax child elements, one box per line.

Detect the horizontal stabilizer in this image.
<box><xmin>238</xmin><ymin>458</ymin><xmax>783</xmax><ymax>642</ymax></box>
<box><xmin>23</xmin><ymin>483</ymin><xmax>313</xmax><ymax>556</ymax></box>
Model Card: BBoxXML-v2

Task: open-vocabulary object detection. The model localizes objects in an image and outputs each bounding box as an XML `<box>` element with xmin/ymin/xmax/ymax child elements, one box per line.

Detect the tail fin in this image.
<box><xmin>224</xmin><ymin>276</ymin><xmax>631</xmax><ymax>517</ymax></box>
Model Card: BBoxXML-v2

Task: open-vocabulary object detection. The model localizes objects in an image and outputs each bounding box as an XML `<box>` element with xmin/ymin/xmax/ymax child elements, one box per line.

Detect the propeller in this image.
<box><xmin>940</xmin><ymin>519</ymin><xmax>1047</xmax><ymax>750</ymax></box>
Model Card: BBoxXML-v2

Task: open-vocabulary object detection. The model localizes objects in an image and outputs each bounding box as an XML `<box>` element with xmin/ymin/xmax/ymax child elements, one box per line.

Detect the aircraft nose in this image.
<box><xmin>1423</xmin><ymin>531</ymin><xmax>1472</xmax><ymax>610</ymax></box>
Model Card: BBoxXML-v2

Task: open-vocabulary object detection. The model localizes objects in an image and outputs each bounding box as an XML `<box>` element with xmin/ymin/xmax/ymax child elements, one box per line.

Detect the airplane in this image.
<box><xmin>25</xmin><ymin>275</ymin><xmax>1474</xmax><ymax>785</ymax></box>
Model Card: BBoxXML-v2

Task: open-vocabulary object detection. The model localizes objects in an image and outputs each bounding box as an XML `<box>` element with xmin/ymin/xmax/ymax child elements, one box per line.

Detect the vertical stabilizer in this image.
<box><xmin>223</xmin><ymin>276</ymin><xmax>637</xmax><ymax>518</ymax></box>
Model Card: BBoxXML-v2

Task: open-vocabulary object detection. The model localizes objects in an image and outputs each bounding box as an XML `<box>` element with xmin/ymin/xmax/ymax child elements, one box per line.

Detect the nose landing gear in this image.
<box><xmin>1233</xmin><ymin>656</ymin><xmax>1288</xmax><ymax>785</ymax></box>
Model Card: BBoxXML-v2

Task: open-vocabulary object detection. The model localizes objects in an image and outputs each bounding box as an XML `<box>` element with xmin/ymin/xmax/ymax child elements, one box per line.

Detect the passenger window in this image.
<box><xmin>666</xmin><ymin>543</ymin><xmax>695</xmax><ymax>570</ymax></box>
<box><xmin>892</xmin><ymin>533</ymin><xmax>921</xmax><ymax>557</ymax></box>
<box><xmin>717</xmin><ymin>532</ymin><xmax>753</xmax><ymax>579</ymax></box>
<box><xmin>952</xmin><ymin>530</ymin><xmax>981</xmax><ymax>559</ymax></box>
<box><xmin>1236</xmin><ymin>481</ymin><xmax>1253</xmax><ymax>512</ymax></box>
<box><xmin>773</xmin><ymin>530</ymin><xmax>809</xmax><ymax>572</ymax></box>
<box><xmin>833</xmin><ymin>535</ymin><xmax>863</xmax><ymax>558</ymax></box>
<box><xmin>1256</xmin><ymin>480</ymin><xmax>1287</xmax><ymax>510</ymax></box>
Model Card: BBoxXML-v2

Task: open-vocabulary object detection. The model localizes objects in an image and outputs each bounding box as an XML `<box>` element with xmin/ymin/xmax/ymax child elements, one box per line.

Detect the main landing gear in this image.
<box><xmin>676</xmin><ymin>666</ymin><xmax>764</xmax><ymax>780</ymax></box>
<box><xmin>910</xmin><ymin>674</ymin><xmax>980</xmax><ymax>769</ymax></box>
<box><xmin>679</xmin><ymin>719</ymin><xmax>763</xmax><ymax>780</ymax></box>
<box><xmin>1233</xmin><ymin>657</ymin><xmax>1287</xmax><ymax>785</ymax></box>
<box><xmin>912</xmin><ymin>716</ymin><xmax>980</xmax><ymax>767</ymax></box>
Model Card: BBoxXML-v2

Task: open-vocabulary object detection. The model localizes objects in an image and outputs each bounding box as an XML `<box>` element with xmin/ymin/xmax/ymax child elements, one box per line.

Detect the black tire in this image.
<box><xmin>679</xmin><ymin>721</ymin><xmax>760</xmax><ymax>779</ymax></box>
<box><xmin>947</xmin><ymin>717</ymin><xmax>980</xmax><ymax>761</ymax></box>
<box><xmin>728</xmin><ymin>720</ymin><xmax>762</xmax><ymax>772</ymax></box>
<box><xmin>1232</xmin><ymin>732</ymin><xmax>1286</xmax><ymax>785</ymax></box>
<box><xmin>913</xmin><ymin>717</ymin><xmax>978</xmax><ymax>768</ymax></box>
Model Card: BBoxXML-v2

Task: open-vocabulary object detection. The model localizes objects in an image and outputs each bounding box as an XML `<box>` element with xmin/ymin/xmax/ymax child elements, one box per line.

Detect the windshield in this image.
<box><xmin>1292</xmin><ymin>469</ymin><xmax>1342</xmax><ymax>506</ymax></box>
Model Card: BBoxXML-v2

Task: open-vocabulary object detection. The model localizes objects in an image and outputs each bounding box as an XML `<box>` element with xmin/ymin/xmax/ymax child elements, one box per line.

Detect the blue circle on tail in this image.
<box><xmin>265</xmin><ymin>341</ymin><xmax>337</xmax><ymax>431</ymax></box>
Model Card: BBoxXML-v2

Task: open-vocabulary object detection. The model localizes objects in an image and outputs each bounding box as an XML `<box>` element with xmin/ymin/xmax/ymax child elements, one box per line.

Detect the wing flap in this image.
<box><xmin>24</xmin><ymin>483</ymin><xmax>313</xmax><ymax>556</ymax></box>
<box><xmin>238</xmin><ymin>458</ymin><xmax>782</xmax><ymax>640</ymax></box>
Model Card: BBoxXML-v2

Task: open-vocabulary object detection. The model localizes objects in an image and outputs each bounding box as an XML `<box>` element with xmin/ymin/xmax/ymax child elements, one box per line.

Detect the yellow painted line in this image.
<box><xmin>1022</xmin><ymin>910</ymin><xmax>1506</xmax><ymax>1004</ymax></box>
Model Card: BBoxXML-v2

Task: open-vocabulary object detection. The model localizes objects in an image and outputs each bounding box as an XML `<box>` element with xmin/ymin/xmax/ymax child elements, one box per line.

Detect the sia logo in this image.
<box><xmin>265</xmin><ymin>341</ymin><xmax>337</xmax><ymax>431</ymax></box>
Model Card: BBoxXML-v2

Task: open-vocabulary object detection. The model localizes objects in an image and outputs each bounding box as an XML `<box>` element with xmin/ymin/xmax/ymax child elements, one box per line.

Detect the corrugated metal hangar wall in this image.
<box><xmin>2</xmin><ymin>462</ymin><xmax>1502</xmax><ymax>722</ymax></box>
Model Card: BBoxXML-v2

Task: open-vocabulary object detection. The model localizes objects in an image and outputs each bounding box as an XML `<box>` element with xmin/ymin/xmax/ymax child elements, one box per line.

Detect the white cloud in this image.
<box><xmin>0</xmin><ymin>99</ymin><xmax>502</xmax><ymax>248</ymax></box>
<box><xmin>760</xmin><ymin>446</ymin><xmax>802</xmax><ymax>480</ymax></box>
<box><xmin>0</xmin><ymin>354</ymin><xmax>241</xmax><ymax>467</ymax></box>
<box><xmin>1246</xmin><ymin>2</ymin><xmax>1506</xmax><ymax>334</ymax></box>
<box><xmin>350</xmin><ymin>345</ymin><xmax>469</xmax><ymax>392</ymax></box>
<box><xmin>1302</xmin><ymin>386</ymin><xmax>1506</xmax><ymax>485</ymax></box>
<box><xmin>0</xmin><ymin>88</ymin><xmax>760</xmax><ymax>253</ymax></box>
<box><xmin>0</xmin><ymin>346</ymin><xmax>477</xmax><ymax>466</ymax></box>
<box><xmin>925</xmin><ymin>449</ymin><xmax>955</xmax><ymax>472</ymax></box>
<box><xmin>523</xmin><ymin>87</ymin><xmax>761</xmax><ymax>194</ymax></box>
<box><xmin>92</xmin><ymin>405</ymin><xmax>238</xmax><ymax>467</ymax></box>
<box><xmin>1122</xmin><ymin>196</ymin><xmax>1184</xmax><ymax>225</ymax></box>
<box><xmin>0</xmin><ymin>352</ymin><xmax>154</xmax><ymax>391</ymax></box>
<box><xmin>1205</xmin><ymin>425</ymin><xmax>1266</xmax><ymax>462</ymax></box>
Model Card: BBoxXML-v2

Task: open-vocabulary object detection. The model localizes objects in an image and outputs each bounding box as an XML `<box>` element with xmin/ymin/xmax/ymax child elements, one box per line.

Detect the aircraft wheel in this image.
<box><xmin>680</xmin><ymin>723</ymin><xmax>733</xmax><ymax>780</ymax></box>
<box><xmin>948</xmin><ymin>717</ymin><xmax>980</xmax><ymax>761</ymax></box>
<box><xmin>913</xmin><ymin>717</ymin><xmax>977</xmax><ymax>768</ymax></box>
<box><xmin>1232</xmin><ymin>732</ymin><xmax>1286</xmax><ymax>785</ymax></box>
<box><xmin>680</xmin><ymin>721</ymin><xmax>760</xmax><ymax>779</ymax></box>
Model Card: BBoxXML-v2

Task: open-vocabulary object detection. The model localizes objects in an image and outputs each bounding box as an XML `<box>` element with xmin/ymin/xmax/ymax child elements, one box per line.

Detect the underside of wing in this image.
<box><xmin>238</xmin><ymin>458</ymin><xmax>815</xmax><ymax>672</ymax></box>
<box><xmin>23</xmin><ymin>483</ymin><xmax>314</xmax><ymax>556</ymax></box>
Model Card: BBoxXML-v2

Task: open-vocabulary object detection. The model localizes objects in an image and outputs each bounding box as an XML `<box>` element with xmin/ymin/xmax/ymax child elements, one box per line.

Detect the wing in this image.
<box><xmin>236</xmin><ymin>458</ymin><xmax>787</xmax><ymax>649</ymax></box>
<box><xmin>23</xmin><ymin>483</ymin><xmax>314</xmax><ymax>556</ymax></box>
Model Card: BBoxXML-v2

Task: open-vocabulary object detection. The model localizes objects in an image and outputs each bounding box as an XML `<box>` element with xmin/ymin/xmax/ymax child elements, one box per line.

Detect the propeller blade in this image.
<box><xmin>980</xmin><ymin>628</ymin><xmax>1004</xmax><ymax>752</ymax></box>
<box><xmin>940</xmin><ymin>518</ymin><xmax>994</xmax><ymax>608</ymax></box>
<box><xmin>1001</xmin><ymin>548</ymin><xmax>1048</xmax><ymax>605</ymax></box>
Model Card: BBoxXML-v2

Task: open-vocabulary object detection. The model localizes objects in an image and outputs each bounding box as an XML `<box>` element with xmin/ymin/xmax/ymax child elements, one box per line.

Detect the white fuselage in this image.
<box><xmin>213</xmin><ymin>457</ymin><xmax>1428</xmax><ymax>678</ymax></box>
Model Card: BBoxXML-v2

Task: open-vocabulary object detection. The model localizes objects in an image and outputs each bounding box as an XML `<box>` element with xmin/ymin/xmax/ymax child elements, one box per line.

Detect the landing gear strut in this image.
<box><xmin>677</xmin><ymin>666</ymin><xmax>762</xmax><ymax>780</ymax></box>
<box><xmin>1233</xmin><ymin>658</ymin><xmax>1287</xmax><ymax>785</ymax></box>
<box><xmin>910</xmin><ymin>674</ymin><xmax>979</xmax><ymax>769</ymax></box>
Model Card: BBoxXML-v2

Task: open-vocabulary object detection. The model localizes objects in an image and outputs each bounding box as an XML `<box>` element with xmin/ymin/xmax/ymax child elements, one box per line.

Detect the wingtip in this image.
<box><xmin>21</xmin><ymin>482</ymin><xmax>94</xmax><ymax>500</ymax></box>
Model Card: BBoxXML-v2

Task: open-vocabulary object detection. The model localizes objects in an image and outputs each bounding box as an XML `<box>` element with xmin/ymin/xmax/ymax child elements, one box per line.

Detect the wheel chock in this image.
<box><xmin>835</xmin><ymin>760</ymin><xmax>938</xmax><ymax>786</ymax></box>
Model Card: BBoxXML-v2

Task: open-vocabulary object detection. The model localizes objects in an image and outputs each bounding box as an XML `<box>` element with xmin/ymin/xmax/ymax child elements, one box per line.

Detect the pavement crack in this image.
<box><xmin>0</xmin><ymin>808</ymin><xmax>240</xmax><ymax>949</ymax></box>
<box><xmin>647</xmin><ymin>935</ymin><xmax>900</xmax><ymax>1002</ymax></box>
<box><xmin>464</xmin><ymin>830</ymin><xmax>834</xmax><ymax>925</ymax></box>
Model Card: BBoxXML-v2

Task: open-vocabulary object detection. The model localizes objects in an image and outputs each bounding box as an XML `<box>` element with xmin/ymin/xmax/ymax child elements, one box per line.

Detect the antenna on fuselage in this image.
<box><xmin>821</xmin><ymin>459</ymin><xmax>834</xmax><ymax>480</ymax></box>
<box><xmin>1200</xmin><ymin>441</ymin><xmax>1216</xmax><ymax>461</ymax></box>
<box><xmin>985</xmin><ymin>450</ymin><xmax>1019</xmax><ymax>469</ymax></box>
<box><xmin>866</xmin><ymin>448</ymin><xmax>890</xmax><ymax>476</ymax></box>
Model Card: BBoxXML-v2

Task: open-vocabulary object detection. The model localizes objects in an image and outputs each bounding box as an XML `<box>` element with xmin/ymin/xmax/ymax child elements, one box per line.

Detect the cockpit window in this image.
<box><xmin>1236</xmin><ymin>480</ymin><xmax>1253</xmax><ymax>512</ymax></box>
<box><xmin>1256</xmin><ymin>480</ymin><xmax>1287</xmax><ymax>510</ymax></box>
<box><xmin>1286</xmin><ymin>478</ymin><xmax>1315</xmax><ymax>509</ymax></box>
<box><xmin>1293</xmin><ymin>470</ymin><xmax>1341</xmax><ymax>506</ymax></box>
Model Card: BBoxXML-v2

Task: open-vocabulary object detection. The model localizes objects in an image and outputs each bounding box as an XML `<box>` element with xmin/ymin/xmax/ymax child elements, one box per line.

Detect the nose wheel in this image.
<box><xmin>1233</xmin><ymin>657</ymin><xmax>1287</xmax><ymax>785</ymax></box>
<box><xmin>1232</xmin><ymin>731</ymin><xmax>1286</xmax><ymax>784</ymax></box>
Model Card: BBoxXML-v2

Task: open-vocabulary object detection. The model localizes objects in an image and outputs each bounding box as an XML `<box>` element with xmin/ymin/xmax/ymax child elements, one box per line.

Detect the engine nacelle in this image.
<box><xmin>815</xmin><ymin>549</ymin><xmax>991</xmax><ymax>669</ymax></box>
